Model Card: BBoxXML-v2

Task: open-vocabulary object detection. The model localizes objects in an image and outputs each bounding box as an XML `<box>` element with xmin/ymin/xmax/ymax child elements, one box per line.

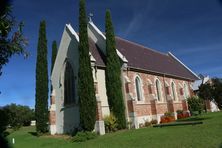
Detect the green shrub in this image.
<box><xmin>0</xmin><ymin>109</ymin><xmax>8</xmax><ymax>134</ymax></box>
<box><xmin>144</xmin><ymin>121</ymin><xmax>152</xmax><ymax>127</ymax></box>
<box><xmin>164</xmin><ymin>111</ymin><xmax>174</xmax><ymax>117</ymax></box>
<box><xmin>187</xmin><ymin>96</ymin><xmax>204</xmax><ymax>115</ymax></box>
<box><xmin>127</xmin><ymin>120</ymin><xmax>133</xmax><ymax>129</ymax></box>
<box><xmin>72</xmin><ymin>131</ymin><xmax>97</xmax><ymax>142</ymax></box>
<box><xmin>3</xmin><ymin>104</ymin><xmax>34</xmax><ymax>130</ymax></box>
<box><xmin>150</xmin><ymin>120</ymin><xmax>158</xmax><ymax>125</ymax></box>
<box><xmin>104</xmin><ymin>113</ymin><xmax>118</xmax><ymax>133</ymax></box>
<box><xmin>176</xmin><ymin>110</ymin><xmax>183</xmax><ymax>114</ymax></box>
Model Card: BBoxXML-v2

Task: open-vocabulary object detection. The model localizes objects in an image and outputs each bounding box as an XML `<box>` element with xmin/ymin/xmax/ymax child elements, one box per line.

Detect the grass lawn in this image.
<box><xmin>7</xmin><ymin>111</ymin><xmax>222</xmax><ymax>148</ymax></box>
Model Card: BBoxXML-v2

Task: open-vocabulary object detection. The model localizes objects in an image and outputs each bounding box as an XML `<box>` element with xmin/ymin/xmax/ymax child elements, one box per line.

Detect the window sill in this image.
<box><xmin>62</xmin><ymin>103</ymin><xmax>78</xmax><ymax>109</ymax></box>
<box><xmin>157</xmin><ymin>101</ymin><xmax>166</xmax><ymax>104</ymax></box>
<box><xmin>136</xmin><ymin>100</ymin><xmax>145</xmax><ymax>104</ymax></box>
<box><xmin>173</xmin><ymin>100</ymin><xmax>181</xmax><ymax>103</ymax></box>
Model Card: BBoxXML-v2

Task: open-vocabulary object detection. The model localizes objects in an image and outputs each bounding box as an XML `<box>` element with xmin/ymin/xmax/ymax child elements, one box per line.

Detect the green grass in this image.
<box><xmin>7</xmin><ymin>112</ymin><xmax>222</xmax><ymax>148</ymax></box>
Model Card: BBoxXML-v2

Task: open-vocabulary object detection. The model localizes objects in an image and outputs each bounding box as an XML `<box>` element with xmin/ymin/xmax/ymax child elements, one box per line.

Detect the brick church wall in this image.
<box><xmin>124</xmin><ymin>70</ymin><xmax>192</xmax><ymax>122</ymax></box>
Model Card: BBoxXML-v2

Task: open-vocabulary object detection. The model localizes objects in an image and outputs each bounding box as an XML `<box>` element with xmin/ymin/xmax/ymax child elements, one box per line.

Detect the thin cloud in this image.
<box><xmin>175</xmin><ymin>43</ymin><xmax>222</xmax><ymax>57</ymax></box>
<box><xmin>122</xmin><ymin>14</ymin><xmax>143</xmax><ymax>38</ymax></box>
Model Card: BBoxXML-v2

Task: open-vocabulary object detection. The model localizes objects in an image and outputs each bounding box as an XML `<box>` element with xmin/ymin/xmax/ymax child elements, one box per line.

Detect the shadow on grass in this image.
<box><xmin>219</xmin><ymin>143</ymin><xmax>222</xmax><ymax>148</ymax></box>
<box><xmin>28</xmin><ymin>132</ymin><xmax>39</xmax><ymax>137</ymax></box>
<box><xmin>3</xmin><ymin>131</ymin><xmax>10</xmax><ymax>137</ymax></box>
<box><xmin>177</xmin><ymin>116</ymin><xmax>211</xmax><ymax>122</ymax></box>
<box><xmin>0</xmin><ymin>135</ymin><xmax>11</xmax><ymax>148</ymax></box>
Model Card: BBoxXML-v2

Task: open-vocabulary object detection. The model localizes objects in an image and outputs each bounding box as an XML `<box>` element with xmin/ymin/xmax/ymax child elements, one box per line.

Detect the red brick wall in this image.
<box><xmin>51</xmin><ymin>95</ymin><xmax>55</xmax><ymax>105</ymax></box>
<box><xmin>156</xmin><ymin>103</ymin><xmax>168</xmax><ymax>114</ymax></box>
<box><xmin>124</xmin><ymin>70</ymin><xmax>193</xmax><ymax>117</ymax></box>
<box><xmin>49</xmin><ymin>95</ymin><xmax>56</xmax><ymax>125</ymax></box>
<box><xmin>134</xmin><ymin>103</ymin><xmax>152</xmax><ymax>116</ymax></box>
<box><xmin>96</xmin><ymin>101</ymin><xmax>102</xmax><ymax>120</ymax></box>
<box><xmin>50</xmin><ymin>111</ymin><xmax>56</xmax><ymax>125</ymax></box>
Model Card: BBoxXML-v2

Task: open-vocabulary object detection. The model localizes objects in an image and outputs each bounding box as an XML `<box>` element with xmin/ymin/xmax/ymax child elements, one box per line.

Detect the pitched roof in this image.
<box><xmin>116</xmin><ymin>37</ymin><xmax>198</xmax><ymax>80</ymax></box>
<box><xmin>89</xmin><ymin>38</ymin><xmax>105</xmax><ymax>67</ymax></box>
<box><xmin>89</xmin><ymin>36</ymin><xmax>198</xmax><ymax>80</ymax></box>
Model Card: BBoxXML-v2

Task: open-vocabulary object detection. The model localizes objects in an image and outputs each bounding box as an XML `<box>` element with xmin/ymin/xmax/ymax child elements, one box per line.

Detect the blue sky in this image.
<box><xmin>0</xmin><ymin>0</ymin><xmax>222</xmax><ymax>108</ymax></box>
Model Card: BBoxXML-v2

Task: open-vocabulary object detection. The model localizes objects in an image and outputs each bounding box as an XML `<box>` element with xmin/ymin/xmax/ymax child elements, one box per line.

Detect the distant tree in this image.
<box><xmin>3</xmin><ymin>104</ymin><xmax>35</xmax><ymax>130</ymax></box>
<box><xmin>211</xmin><ymin>78</ymin><xmax>222</xmax><ymax>109</ymax></box>
<box><xmin>78</xmin><ymin>0</ymin><xmax>97</xmax><ymax>131</ymax></box>
<box><xmin>187</xmin><ymin>96</ymin><xmax>204</xmax><ymax>115</ymax></box>
<box><xmin>198</xmin><ymin>83</ymin><xmax>213</xmax><ymax>101</ymax></box>
<box><xmin>198</xmin><ymin>83</ymin><xmax>213</xmax><ymax>111</ymax></box>
<box><xmin>0</xmin><ymin>108</ymin><xmax>8</xmax><ymax>134</ymax></box>
<box><xmin>35</xmin><ymin>20</ymin><xmax>49</xmax><ymax>133</ymax></box>
<box><xmin>105</xmin><ymin>10</ymin><xmax>126</xmax><ymax>129</ymax></box>
<box><xmin>0</xmin><ymin>135</ymin><xmax>10</xmax><ymax>148</ymax></box>
<box><xmin>51</xmin><ymin>40</ymin><xmax>57</xmax><ymax>73</ymax></box>
<box><xmin>198</xmin><ymin>78</ymin><xmax>222</xmax><ymax>110</ymax></box>
<box><xmin>0</xmin><ymin>0</ymin><xmax>28</xmax><ymax>76</ymax></box>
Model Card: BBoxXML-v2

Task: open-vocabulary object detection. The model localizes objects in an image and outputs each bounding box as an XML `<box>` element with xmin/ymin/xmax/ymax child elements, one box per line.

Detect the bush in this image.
<box><xmin>160</xmin><ymin>112</ymin><xmax>175</xmax><ymax>123</ymax></box>
<box><xmin>0</xmin><ymin>109</ymin><xmax>8</xmax><ymax>134</ymax></box>
<box><xmin>187</xmin><ymin>96</ymin><xmax>204</xmax><ymax>115</ymax></box>
<box><xmin>150</xmin><ymin>120</ymin><xmax>158</xmax><ymax>125</ymax></box>
<box><xmin>104</xmin><ymin>113</ymin><xmax>118</xmax><ymax>133</ymax></box>
<box><xmin>144</xmin><ymin>121</ymin><xmax>152</xmax><ymax>127</ymax></box>
<box><xmin>164</xmin><ymin>111</ymin><xmax>174</xmax><ymax>117</ymax></box>
<box><xmin>177</xmin><ymin>112</ymin><xmax>190</xmax><ymax>119</ymax></box>
<box><xmin>176</xmin><ymin>110</ymin><xmax>183</xmax><ymax>114</ymax></box>
<box><xmin>3</xmin><ymin>104</ymin><xmax>35</xmax><ymax>130</ymax></box>
<box><xmin>160</xmin><ymin>116</ymin><xmax>175</xmax><ymax>123</ymax></box>
<box><xmin>72</xmin><ymin>131</ymin><xmax>97</xmax><ymax>142</ymax></box>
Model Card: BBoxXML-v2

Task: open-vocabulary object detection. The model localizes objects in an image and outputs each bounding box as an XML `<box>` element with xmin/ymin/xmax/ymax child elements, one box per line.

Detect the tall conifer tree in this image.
<box><xmin>50</xmin><ymin>40</ymin><xmax>57</xmax><ymax>92</ymax></box>
<box><xmin>51</xmin><ymin>41</ymin><xmax>57</xmax><ymax>73</ymax></box>
<box><xmin>105</xmin><ymin>10</ymin><xmax>126</xmax><ymax>129</ymax></box>
<box><xmin>35</xmin><ymin>20</ymin><xmax>49</xmax><ymax>133</ymax></box>
<box><xmin>78</xmin><ymin>0</ymin><xmax>97</xmax><ymax>131</ymax></box>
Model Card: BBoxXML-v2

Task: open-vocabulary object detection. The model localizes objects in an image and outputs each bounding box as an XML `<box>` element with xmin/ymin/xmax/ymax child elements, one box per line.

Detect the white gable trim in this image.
<box><xmin>88</xmin><ymin>21</ymin><xmax>128</xmax><ymax>63</ymax></box>
<box><xmin>66</xmin><ymin>24</ymin><xmax>95</xmax><ymax>62</ymax></box>
<box><xmin>168</xmin><ymin>52</ymin><xmax>200</xmax><ymax>80</ymax></box>
<box><xmin>66</xmin><ymin>24</ymin><xmax>79</xmax><ymax>42</ymax></box>
<box><xmin>88</xmin><ymin>21</ymin><xmax>106</xmax><ymax>39</ymax></box>
<box><xmin>51</xmin><ymin>24</ymin><xmax>96</xmax><ymax>84</ymax></box>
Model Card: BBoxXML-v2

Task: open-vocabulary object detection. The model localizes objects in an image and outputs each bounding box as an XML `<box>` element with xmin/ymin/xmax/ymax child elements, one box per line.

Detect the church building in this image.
<box><xmin>49</xmin><ymin>19</ymin><xmax>199</xmax><ymax>135</ymax></box>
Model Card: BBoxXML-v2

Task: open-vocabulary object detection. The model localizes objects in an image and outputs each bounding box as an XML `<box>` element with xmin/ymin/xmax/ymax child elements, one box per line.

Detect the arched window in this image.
<box><xmin>155</xmin><ymin>79</ymin><xmax>161</xmax><ymax>101</ymax></box>
<box><xmin>171</xmin><ymin>82</ymin><xmax>177</xmax><ymax>101</ymax></box>
<box><xmin>135</xmin><ymin>77</ymin><xmax>142</xmax><ymax>101</ymax></box>
<box><xmin>64</xmin><ymin>62</ymin><xmax>75</xmax><ymax>105</ymax></box>
<box><xmin>184</xmin><ymin>83</ymin><xmax>189</xmax><ymax>99</ymax></box>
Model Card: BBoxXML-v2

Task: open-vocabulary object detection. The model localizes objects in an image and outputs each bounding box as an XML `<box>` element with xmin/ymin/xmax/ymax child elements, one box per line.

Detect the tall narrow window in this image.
<box><xmin>64</xmin><ymin>62</ymin><xmax>75</xmax><ymax>105</ymax></box>
<box><xmin>156</xmin><ymin>79</ymin><xmax>161</xmax><ymax>101</ymax></box>
<box><xmin>171</xmin><ymin>82</ymin><xmax>176</xmax><ymax>101</ymax></box>
<box><xmin>184</xmin><ymin>83</ymin><xmax>189</xmax><ymax>99</ymax></box>
<box><xmin>135</xmin><ymin>77</ymin><xmax>142</xmax><ymax>101</ymax></box>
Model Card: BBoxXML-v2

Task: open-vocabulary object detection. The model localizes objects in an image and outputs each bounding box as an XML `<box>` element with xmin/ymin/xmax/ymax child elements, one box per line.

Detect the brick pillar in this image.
<box><xmin>131</xmin><ymin>100</ymin><xmax>138</xmax><ymax>129</ymax></box>
<box><xmin>50</xmin><ymin>90</ymin><xmax>56</xmax><ymax>135</ymax></box>
<box><xmin>150</xmin><ymin>99</ymin><xmax>157</xmax><ymax>115</ymax></box>
<box><xmin>150</xmin><ymin>99</ymin><xmax>160</xmax><ymax>123</ymax></box>
<box><xmin>167</xmin><ymin>100</ymin><xmax>175</xmax><ymax>112</ymax></box>
<box><xmin>96</xmin><ymin>100</ymin><xmax>102</xmax><ymax>120</ymax></box>
<box><xmin>182</xmin><ymin>100</ymin><xmax>188</xmax><ymax>111</ymax></box>
<box><xmin>94</xmin><ymin>82</ymin><xmax>105</xmax><ymax>135</ymax></box>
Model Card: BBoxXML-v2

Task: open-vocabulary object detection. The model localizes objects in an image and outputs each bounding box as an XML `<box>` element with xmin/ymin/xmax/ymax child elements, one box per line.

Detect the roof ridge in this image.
<box><xmin>115</xmin><ymin>36</ymin><xmax>168</xmax><ymax>56</ymax></box>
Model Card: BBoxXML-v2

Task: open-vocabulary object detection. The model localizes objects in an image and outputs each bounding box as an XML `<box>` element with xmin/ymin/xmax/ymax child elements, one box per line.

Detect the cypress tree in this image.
<box><xmin>51</xmin><ymin>40</ymin><xmax>57</xmax><ymax>73</ymax></box>
<box><xmin>50</xmin><ymin>40</ymin><xmax>57</xmax><ymax>92</ymax></box>
<box><xmin>78</xmin><ymin>0</ymin><xmax>97</xmax><ymax>131</ymax></box>
<box><xmin>105</xmin><ymin>10</ymin><xmax>126</xmax><ymax>129</ymax></box>
<box><xmin>35</xmin><ymin>20</ymin><xmax>49</xmax><ymax>133</ymax></box>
